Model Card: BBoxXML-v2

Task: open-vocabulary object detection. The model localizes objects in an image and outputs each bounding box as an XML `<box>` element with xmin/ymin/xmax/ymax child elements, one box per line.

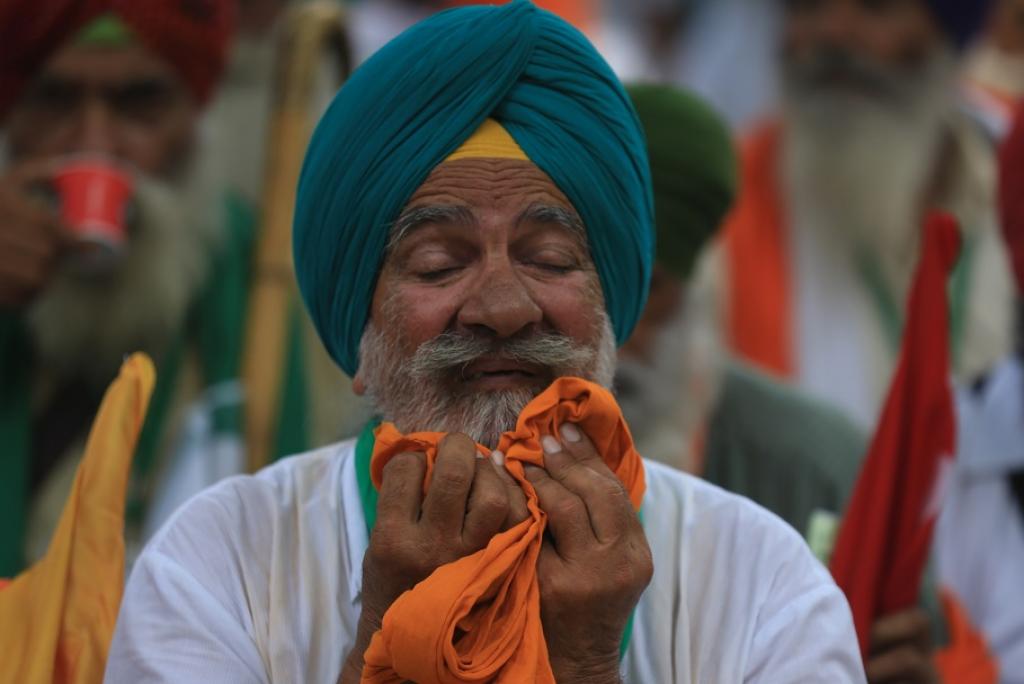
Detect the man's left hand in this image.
<box><xmin>524</xmin><ymin>423</ymin><xmax>653</xmax><ymax>684</ymax></box>
<box><xmin>866</xmin><ymin>608</ymin><xmax>940</xmax><ymax>683</ymax></box>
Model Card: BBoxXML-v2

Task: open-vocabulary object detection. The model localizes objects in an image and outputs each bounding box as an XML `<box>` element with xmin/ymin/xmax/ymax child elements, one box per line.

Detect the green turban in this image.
<box><xmin>627</xmin><ymin>83</ymin><xmax>737</xmax><ymax>281</ymax></box>
<box><xmin>293</xmin><ymin>0</ymin><xmax>654</xmax><ymax>377</ymax></box>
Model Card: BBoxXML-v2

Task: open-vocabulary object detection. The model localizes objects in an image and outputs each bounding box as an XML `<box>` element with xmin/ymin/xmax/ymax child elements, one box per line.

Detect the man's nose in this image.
<box><xmin>72</xmin><ymin>99</ymin><xmax>119</xmax><ymax>157</ymax></box>
<box><xmin>457</xmin><ymin>257</ymin><xmax>543</xmax><ymax>338</ymax></box>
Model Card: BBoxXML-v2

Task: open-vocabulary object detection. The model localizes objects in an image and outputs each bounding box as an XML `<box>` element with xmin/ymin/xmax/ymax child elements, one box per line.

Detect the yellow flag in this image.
<box><xmin>0</xmin><ymin>354</ymin><xmax>155</xmax><ymax>684</ymax></box>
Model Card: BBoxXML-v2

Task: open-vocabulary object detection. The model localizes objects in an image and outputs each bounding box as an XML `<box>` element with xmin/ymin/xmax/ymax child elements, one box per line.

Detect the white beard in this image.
<box><xmin>615</xmin><ymin>282</ymin><xmax>723</xmax><ymax>472</ymax></box>
<box><xmin>781</xmin><ymin>49</ymin><xmax>956</xmax><ymax>290</ymax></box>
<box><xmin>358</xmin><ymin>311</ymin><xmax>618</xmax><ymax>450</ymax></box>
<box><xmin>26</xmin><ymin>147</ymin><xmax>224</xmax><ymax>389</ymax></box>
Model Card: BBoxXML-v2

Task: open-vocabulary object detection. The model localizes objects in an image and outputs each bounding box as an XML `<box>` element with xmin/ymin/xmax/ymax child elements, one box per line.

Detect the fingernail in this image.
<box><xmin>560</xmin><ymin>423</ymin><xmax>581</xmax><ymax>443</ymax></box>
<box><xmin>491</xmin><ymin>450</ymin><xmax>505</xmax><ymax>467</ymax></box>
<box><xmin>541</xmin><ymin>435</ymin><xmax>561</xmax><ymax>454</ymax></box>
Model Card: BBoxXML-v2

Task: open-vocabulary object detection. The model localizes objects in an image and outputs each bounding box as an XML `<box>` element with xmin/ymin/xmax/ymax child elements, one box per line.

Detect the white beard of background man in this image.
<box><xmin>713</xmin><ymin>0</ymin><xmax>1015</xmax><ymax>430</ymax></box>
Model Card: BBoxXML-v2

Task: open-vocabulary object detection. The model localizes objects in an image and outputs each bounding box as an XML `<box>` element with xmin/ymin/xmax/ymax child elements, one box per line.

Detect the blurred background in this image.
<box><xmin>3</xmin><ymin>0</ymin><xmax>1024</xmax><ymax>640</ymax></box>
<box><xmin>4</xmin><ymin>1</ymin><xmax>1024</xmax><ymax>678</ymax></box>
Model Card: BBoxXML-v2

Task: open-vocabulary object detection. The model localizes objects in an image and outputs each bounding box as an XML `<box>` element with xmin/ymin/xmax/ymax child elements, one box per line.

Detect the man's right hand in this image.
<box><xmin>866</xmin><ymin>608</ymin><xmax>940</xmax><ymax>683</ymax></box>
<box><xmin>339</xmin><ymin>433</ymin><xmax>528</xmax><ymax>683</ymax></box>
<box><xmin>0</xmin><ymin>160</ymin><xmax>66</xmax><ymax>307</ymax></box>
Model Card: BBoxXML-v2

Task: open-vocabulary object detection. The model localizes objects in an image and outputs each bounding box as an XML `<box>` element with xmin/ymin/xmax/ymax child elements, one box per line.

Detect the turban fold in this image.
<box><xmin>627</xmin><ymin>83</ymin><xmax>737</xmax><ymax>281</ymax></box>
<box><xmin>0</xmin><ymin>0</ymin><xmax>236</xmax><ymax>117</ymax></box>
<box><xmin>925</xmin><ymin>0</ymin><xmax>994</xmax><ymax>48</ymax></box>
<box><xmin>294</xmin><ymin>0</ymin><xmax>654</xmax><ymax>377</ymax></box>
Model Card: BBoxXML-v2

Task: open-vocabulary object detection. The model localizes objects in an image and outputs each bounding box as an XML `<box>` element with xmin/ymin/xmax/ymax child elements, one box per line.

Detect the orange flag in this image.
<box><xmin>362</xmin><ymin>377</ymin><xmax>645</xmax><ymax>684</ymax></box>
<box><xmin>0</xmin><ymin>354</ymin><xmax>155</xmax><ymax>684</ymax></box>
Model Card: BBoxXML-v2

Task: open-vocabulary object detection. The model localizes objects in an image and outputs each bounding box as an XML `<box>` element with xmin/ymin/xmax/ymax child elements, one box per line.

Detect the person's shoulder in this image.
<box><xmin>109</xmin><ymin>440</ymin><xmax>361</xmax><ymax>681</ymax></box>
<box><xmin>722</xmin><ymin>361</ymin><xmax>865</xmax><ymax>446</ymax></box>
<box><xmin>143</xmin><ymin>439</ymin><xmax>356</xmax><ymax>564</ymax></box>
<box><xmin>711</xmin><ymin>361</ymin><xmax>866</xmax><ymax>481</ymax></box>
<box><xmin>640</xmin><ymin>460</ymin><xmax>862</xmax><ymax>680</ymax></box>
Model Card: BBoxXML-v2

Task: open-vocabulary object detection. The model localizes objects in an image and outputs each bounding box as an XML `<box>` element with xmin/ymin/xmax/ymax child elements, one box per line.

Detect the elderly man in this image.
<box><xmin>105</xmin><ymin>3</ymin><xmax>863</xmax><ymax>682</ymax></box>
<box><xmin>0</xmin><ymin>1</ymin><xmax>309</xmax><ymax>575</ymax></box>
<box><xmin>717</xmin><ymin>0</ymin><xmax>1015</xmax><ymax>430</ymax></box>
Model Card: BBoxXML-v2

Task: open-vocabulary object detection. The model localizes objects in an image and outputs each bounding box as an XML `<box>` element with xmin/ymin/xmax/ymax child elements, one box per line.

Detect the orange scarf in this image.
<box><xmin>361</xmin><ymin>377</ymin><xmax>645</xmax><ymax>684</ymax></box>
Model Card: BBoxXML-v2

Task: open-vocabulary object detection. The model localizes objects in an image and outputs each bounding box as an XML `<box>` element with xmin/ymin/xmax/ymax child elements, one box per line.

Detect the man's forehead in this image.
<box><xmin>36</xmin><ymin>42</ymin><xmax>182</xmax><ymax>89</ymax></box>
<box><xmin>405</xmin><ymin>157</ymin><xmax>576</xmax><ymax>215</ymax></box>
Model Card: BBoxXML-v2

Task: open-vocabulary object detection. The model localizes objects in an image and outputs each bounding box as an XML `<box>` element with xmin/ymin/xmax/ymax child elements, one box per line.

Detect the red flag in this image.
<box><xmin>829</xmin><ymin>212</ymin><xmax>960</xmax><ymax>656</ymax></box>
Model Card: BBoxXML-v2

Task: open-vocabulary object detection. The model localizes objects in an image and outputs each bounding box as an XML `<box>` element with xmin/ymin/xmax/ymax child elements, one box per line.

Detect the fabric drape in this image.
<box><xmin>0</xmin><ymin>354</ymin><xmax>154</xmax><ymax>684</ymax></box>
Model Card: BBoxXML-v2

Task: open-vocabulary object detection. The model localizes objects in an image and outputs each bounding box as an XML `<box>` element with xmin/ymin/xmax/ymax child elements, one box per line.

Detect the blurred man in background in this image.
<box><xmin>620</xmin><ymin>82</ymin><xmax>865</xmax><ymax>544</ymax></box>
<box><xmin>716</xmin><ymin>0</ymin><xmax>1015</xmax><ymax>430</ymax></box>
<box><xmin>0</xmin><ymin>1</ymin><xmax>312</xmax><ymax>575</ymax></box>
<box><xmin>623</xmin><ymin>82</ymin><xmax>993</xmax><ymax>683</ymax></box>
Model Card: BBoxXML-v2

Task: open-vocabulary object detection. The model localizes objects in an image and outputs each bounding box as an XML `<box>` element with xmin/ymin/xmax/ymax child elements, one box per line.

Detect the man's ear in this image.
<box><xmin>352</xmin><ymin>374</ymin><xmax>367</xmax><ymax>396</ymax></box>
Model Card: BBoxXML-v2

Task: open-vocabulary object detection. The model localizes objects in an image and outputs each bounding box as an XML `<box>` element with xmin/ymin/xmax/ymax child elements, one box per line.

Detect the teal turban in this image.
<box><xmin>626</xmin><ymin>83</ymin><xmax>737</xmax><ymax>281</ymax></box>
<box><xmin>293</xmin><ymin>0</ymin><xmax>654</xmax><ymax>377</ymax></box>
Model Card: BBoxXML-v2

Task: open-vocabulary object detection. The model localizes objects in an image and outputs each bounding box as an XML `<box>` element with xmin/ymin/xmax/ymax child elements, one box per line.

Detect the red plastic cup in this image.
<box><xmin>53</xmin><ymin>157</ymin><xmax>134</xmax><ymax>256</ymax></box>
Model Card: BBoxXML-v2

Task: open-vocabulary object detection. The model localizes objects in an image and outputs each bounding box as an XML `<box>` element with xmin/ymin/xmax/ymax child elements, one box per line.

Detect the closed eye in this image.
<box><xmin>417</xmin><ymin>266</ymin><xmax>463</xmax><ymax>282</ymax></box>
<box><xmin>528</xmin><ymin>262</ymin><xmax>574</xmax><ymax>274</ymax></box>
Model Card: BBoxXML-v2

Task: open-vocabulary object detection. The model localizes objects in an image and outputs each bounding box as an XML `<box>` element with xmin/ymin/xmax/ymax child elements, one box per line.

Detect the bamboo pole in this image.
<box><xmin>242</xmin><ymin>2</ymin><xmax>350</xmax><ymax>473</ymax></box>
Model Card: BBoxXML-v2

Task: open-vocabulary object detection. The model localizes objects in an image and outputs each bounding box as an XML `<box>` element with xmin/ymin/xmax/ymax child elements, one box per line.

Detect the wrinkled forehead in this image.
<box><xmin>406</xmin><ymin>157</ymin><xmax>576</xmax><ymax>214</ymax></box>
<box><xmin>390</xmin><ymin>157</ymin><xmax>587</xmax><ymax>246</ymax></box>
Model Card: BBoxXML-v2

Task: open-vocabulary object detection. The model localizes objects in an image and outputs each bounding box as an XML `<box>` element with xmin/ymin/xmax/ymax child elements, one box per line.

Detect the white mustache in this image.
<box><xmin>409</xmin><ymin>331</ymin><xmax>595</xmax><ymax>378</ymax></box>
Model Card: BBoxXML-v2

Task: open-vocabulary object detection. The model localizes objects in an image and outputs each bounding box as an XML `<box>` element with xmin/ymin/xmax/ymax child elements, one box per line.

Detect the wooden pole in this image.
<box><xmin>242</xmin><ymin>2</ymin><xmax>351</xmax><ymax>473</ymax></box>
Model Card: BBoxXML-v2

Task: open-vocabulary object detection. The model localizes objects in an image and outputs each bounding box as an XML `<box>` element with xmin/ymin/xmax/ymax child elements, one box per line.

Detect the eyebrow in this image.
<box><xmin>387</xmin><ymin>204</ymin><xmax>474</xmax><ymax>251</ymax></box>
<box><xmin>515</xmin><ymin>203</ymin><xmax>586</xmax><ymax>245</ymax></box>
<box><xmin>386</xmin><ymin>202</ymin><xmax>587</xmax><ymax>251</ymax></box>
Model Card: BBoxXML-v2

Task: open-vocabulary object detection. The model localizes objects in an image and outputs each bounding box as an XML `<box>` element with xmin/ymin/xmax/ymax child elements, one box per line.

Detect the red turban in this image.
<box><xmin>0</xmin><ymin>0</ymin><xmax>236</xmax><ymax>118</ymax></box>
<box><xmin>1000</xmin><ymin>105</ymin><xmax>1024</xmax><ymax>295</ymax></box>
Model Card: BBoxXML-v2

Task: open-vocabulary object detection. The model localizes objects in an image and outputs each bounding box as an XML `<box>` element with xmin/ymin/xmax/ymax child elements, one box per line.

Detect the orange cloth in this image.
<box><xmin>720</xmin><ymin>122</ymin><xmax>794</xmax><ymax>378</ymax></box>
<box><xmin>934</xmin><ymin>590</ymin><xmax>999</xmax><ymax>684</ymax></box>
<box><xmin>440</xmin><ymin>0</ymin><xmax>597</xmax><ymax>32</ymax></box>
<box><xmin>0</xmin><ymin>354</ymin><xmax>155</xmax><ymax>684</ymax></box>
<box><xmin>362</xmin><ymin>377</ymin><xmax>645</xmax><ymax>684</ymax></box>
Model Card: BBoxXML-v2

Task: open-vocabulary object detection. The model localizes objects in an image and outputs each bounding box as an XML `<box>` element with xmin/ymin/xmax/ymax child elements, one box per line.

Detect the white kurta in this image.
<box><xmin>104</xmin><ymin>440</ymin><xmax>864</xmax><ymax>683</ymax></box>
<box><xmin>937</xmin><ymin>357</ymin><xmax>1024</xmax><ymax>683</ymax></box>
